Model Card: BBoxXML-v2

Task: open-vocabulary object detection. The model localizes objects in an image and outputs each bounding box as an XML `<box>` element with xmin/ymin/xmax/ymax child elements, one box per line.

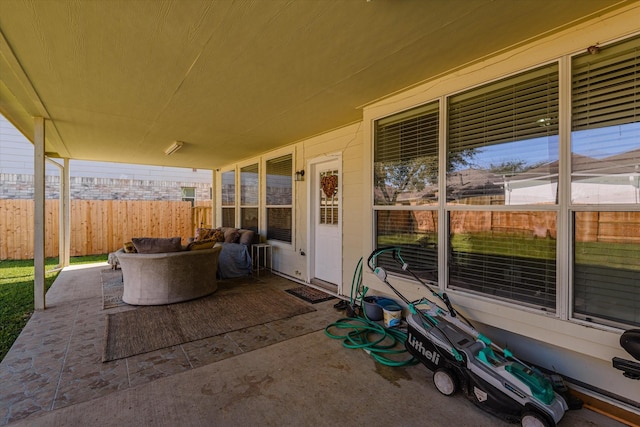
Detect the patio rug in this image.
<box><xmin>102</xmin><ymin>283</ymin><xmax>315</xmax><ymax>362</ymax></box>
<box><xmin>101</xmin><ymin>269</ymin><xmax>126</xmax><ymax>309</ymax></box>
<box><xmin>285</xmin><ymin>286</ymin><xmax>335</xmax><ymax>304</ymax></box>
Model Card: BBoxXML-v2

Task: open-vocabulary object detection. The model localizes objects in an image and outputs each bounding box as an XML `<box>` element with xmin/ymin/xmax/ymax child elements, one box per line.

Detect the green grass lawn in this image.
<box><xmin>0</xmin><ymin>255</ymin><xmax>107</xmax><ymax>362</ymax></box>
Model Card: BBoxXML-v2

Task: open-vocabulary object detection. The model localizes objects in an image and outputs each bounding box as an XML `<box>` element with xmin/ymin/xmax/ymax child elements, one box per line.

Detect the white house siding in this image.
<box><xmin>214</xmin><ymin>3</ymin><xmax>640</xmax><ymax>411</ymax></box>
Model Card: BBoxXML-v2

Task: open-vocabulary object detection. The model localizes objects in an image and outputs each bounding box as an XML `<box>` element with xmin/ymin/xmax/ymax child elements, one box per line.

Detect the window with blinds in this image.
<box><xmin>221</xmin><ymin>170</ymin><xmax>235</xmax><ymax>228</ymax></box>
<box><xmin>447</xmin><ymin>64</ymin><xmax>559</xmax><ymax>205</ymax></box>
<box><xmin>373</xmin><ymin>102</ymin><xmax>439</xmax><ymax>280</ymax></box>
<box><xmin>266</xmin><ymin>154</ymin><xmax>292</xmax><ymax>242</ymax></box>
<box><xmin>240</xmin><ymin>163</ymin><xmax>259</xmax><ymax>232</ymax></box>
<box><xmin>571</xmin><ymin>34</ymin><xmax>640</xmax><ymax>328</ymax></box>
<box><xmin>374</xmin><ymin>101</ymin><xmax>439</xmax><ymax>206</ymax></box>
<box><xmin>445</xmin><ymin>65</ymin><xmax>559</xmax><ymax>309</ymax></box>
<box><xmin>448</xmin><ymin>211</ymin><xmax>557</xmax><ymax>309</ymax></box>
<box><xmin>573</xmin><ymin>211</ymin><xmax>640</xmax><ymax>327</ymax></box>
<box><xmin>571</xmin><ymin>35</ymin><xmax>640</xmax><ymax>204</ymax></box>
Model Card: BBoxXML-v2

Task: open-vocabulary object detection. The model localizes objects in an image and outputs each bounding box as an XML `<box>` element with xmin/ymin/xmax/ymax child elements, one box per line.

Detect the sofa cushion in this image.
<box><xmin>187</xmin><ymin>239</ymin><xmax>216</xmax><ymax>251</ymax></box>
<box><xmin>132</xmin><ymin>237</ymin><xmax>183</xmax><ymax>254</ymax></box>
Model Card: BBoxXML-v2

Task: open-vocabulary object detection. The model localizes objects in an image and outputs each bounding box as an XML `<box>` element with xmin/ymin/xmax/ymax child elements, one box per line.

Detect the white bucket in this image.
<box><xmin>383</xmin><ymin>305</ymin><xmax>402</xmax><ymax>327</ymax></box>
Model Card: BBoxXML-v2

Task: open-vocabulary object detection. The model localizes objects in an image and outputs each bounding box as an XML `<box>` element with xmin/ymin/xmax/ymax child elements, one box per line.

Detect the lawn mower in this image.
<box><xmin>367</xmin><ymin>247</ymin><xmax>573</xmax><ymax>427</ymax></box>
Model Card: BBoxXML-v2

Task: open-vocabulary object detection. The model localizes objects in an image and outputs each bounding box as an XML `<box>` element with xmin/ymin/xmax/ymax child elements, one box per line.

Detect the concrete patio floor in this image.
<box><xmin>0</xmin><ymin>264</ymin><xmax>628</xmax><ymax>426</ymax></box>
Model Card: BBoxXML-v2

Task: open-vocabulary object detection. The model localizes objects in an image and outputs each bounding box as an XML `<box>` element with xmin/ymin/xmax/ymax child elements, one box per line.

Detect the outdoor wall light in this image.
<box><xmin>295</xmin><ymin>170</ymin><xmax>305</xmax><ymax>181</ymax></box>
<box><xmin>164</xmin><ymin>141</ymin><xmax>184</xmax><ymax>156</ymax></box>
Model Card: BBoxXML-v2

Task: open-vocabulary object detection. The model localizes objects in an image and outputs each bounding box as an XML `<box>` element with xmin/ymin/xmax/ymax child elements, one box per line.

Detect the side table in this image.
<box><xmin>252</xmin><ymin>243</ymin><xmax>272</xmax><ymax>275</ymax></box>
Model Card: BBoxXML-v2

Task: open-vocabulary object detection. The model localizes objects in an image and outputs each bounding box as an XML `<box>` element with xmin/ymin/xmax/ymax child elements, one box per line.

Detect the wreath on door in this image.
<box><xmin>321</xmin><ymin>174</ymin><xmax>338</xmax><ymax>198</ymax></box>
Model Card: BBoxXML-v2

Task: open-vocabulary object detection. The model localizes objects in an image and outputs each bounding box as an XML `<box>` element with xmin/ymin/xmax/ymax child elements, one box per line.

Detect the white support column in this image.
<box><xmin>34</xmin><ymin>117</ymin><xmax>46</xmax><ymax>310</ymax></box>
<box><xmin>62</xmin><ymin>158</ymin><xmax>71</xmax><ymax>267</ymax></box>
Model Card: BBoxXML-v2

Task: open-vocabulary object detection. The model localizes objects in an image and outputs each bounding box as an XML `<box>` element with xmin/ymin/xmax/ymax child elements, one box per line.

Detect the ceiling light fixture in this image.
<box><xmin>164</xmin><ymin>141</ymin><xmax>184</xmax><ymax>156</ymax></box>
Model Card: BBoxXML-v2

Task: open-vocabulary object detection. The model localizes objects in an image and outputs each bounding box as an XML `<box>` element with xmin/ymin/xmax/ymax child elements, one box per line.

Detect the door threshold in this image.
<box><xmin>310</xmin><ymin>278</ymin><xmax>338</xmax><ymax>293</ymax></box>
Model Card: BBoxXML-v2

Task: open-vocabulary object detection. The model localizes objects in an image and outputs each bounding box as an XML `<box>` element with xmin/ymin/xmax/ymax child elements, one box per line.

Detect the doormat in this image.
<box><xmin>101</xmin><ymin>269</ymin><xmax>126</xmax><ymax>309</ymax></box>
<box><xmin>285</xmin><ymin>286</ymin><xmax>335</xmax><ymax>304</ymax></box>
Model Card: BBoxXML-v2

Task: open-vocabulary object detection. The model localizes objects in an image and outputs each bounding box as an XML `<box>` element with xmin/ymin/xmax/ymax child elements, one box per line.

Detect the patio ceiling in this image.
<box><xmin>0</xmin><ymin>0</ymin><xmax>630</xmax><ymax>170</ymax></box>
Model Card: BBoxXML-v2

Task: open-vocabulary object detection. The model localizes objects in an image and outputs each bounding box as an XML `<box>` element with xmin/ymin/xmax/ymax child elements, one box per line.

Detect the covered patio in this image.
<box><xmin>0</xmin><ymin>265</ymin><xmax>625</xmax><ymax>426</ymax></box>
<box><xmin>2</xmin><ymin>1</ymin><xmax>640</xmax><ymax>425</ymax></box>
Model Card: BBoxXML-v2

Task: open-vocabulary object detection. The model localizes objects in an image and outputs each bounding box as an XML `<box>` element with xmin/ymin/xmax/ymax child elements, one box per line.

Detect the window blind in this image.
<box><xmin>266</xmin><ymin>154</ymin><xmax>292</xmax><ymax>242</ymax></box>
<box><xmin>572</xmin><ymin>37</ymin><xmax>640</xmax><ymax>131</ymax></box>
<box><xmin>374</xmin><ymin>101</ymin><xmax>439</xmax><ymax>206</ymax></box>
<box><xmin>448</xmin><ymin>211</ymin><xmax>557</xmax><ymax>310</ymax></box>
<box><xmin>375</xmin><ymin>102</ymin><xmax>439</xmax><ymax>163</ymax></box>
<box><xmin>573</xmin><ymin>211</ymin><xmax>640</xmax><ymax>327</ymax></box>
<box><xmin>266</xmin><ymin>154</ymin><xmax>292</xmax><ymax>206</ymax></box>
<box><xmin>448</xmin><ymin>64</ymin><xmax>559</xmax><ymax>152</ymax></box>
<box><xmin>221</xmin><ymin>170</ymin><xmax>235</xmax><ymax>206</ymax></box>
<box><xmin>240</xmin><ymin>163</ymin><xmax>259</xmax><ymax>205</ymax></box>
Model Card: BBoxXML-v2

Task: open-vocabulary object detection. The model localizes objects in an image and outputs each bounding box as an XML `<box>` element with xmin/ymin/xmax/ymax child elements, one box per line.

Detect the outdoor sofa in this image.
<box><xmin>116</xmin><ymin>240</ymin><xmax>222</xmax><ymax>305</ymax></box>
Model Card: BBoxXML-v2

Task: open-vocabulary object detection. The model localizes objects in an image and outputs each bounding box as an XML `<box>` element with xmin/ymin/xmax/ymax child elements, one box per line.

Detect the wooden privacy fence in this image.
<box><xmin>0</xmin><ymin>200</ymin><xmax>212</xmax><ymax>260</ymax></box>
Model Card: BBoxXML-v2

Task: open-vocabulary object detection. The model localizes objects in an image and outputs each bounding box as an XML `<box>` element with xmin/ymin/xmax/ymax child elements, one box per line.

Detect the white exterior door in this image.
<box><xmin>310</xmin><ymin>158</ymin><xmax>341</xmax><ymax>286</ymax></box>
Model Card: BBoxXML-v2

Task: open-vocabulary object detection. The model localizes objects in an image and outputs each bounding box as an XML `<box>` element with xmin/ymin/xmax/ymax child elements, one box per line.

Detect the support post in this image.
<box><xmin>62</xmin><ymin>158</ymin><xmax>70</xmax><ymax>267</ymax></box>
<box><xmin>34</xmin><ymin>117</ymin><xmax>46</xmax><ymax>310</ymax></box>
<box><xmin>210</xmin><ymin>169</ymin><xmax>216</xmax><ymax>227</ymax></box>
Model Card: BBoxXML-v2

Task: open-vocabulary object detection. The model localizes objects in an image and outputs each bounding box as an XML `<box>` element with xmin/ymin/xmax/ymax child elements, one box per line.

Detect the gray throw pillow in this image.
<box><xmin>132</xmin><ymin>237</ymin><xmax>183</xmax><ymax>254</ymax></box>
<box><xmin>238</xmin><ymin>230</ymin><xmax>255</xmax><ymax>246</ymax></box>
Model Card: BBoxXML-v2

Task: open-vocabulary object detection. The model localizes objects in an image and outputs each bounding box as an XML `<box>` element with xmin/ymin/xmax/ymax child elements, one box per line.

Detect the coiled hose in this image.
<box><xmin>324</xmin><ymin>257</ymin><xmax>417</xmax><ymax>367</ymax></box>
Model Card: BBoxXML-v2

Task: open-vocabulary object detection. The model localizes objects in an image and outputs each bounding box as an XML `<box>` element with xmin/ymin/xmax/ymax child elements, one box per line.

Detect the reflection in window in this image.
<box><xmin>573</xmin><ymin>212</ymin><xmax>640</xmax><ymax>327</ymax></box>
<box><xmin>571</xmin><ymin>36</ymin><xmax>640</xmax><ymax>204</ymax></box>
<box><xmin>447</xmin><ymin>64</ymin><xmax>559</xmax><ymax>205</ymax></box>
<box><xmin>448</xmin><ymin>211</ymin><xmax>557</xmax><ymax>309</ymax></box>
<box><xmin>375</xmin><ymin>210</ymin><xmax>438</xmax><ymax>281</ymax></box>
<box><xmin>374</xmin><ymin>102</ymin><xmax>439</xmax><ymax>206</ymax></box>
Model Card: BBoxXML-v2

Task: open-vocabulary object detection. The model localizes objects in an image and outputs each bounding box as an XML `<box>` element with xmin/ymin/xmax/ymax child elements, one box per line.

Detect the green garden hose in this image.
<box><xmin>324</xmin><ymin>257</ymin><xmax>417</xmax><ymax>367</ymax></box>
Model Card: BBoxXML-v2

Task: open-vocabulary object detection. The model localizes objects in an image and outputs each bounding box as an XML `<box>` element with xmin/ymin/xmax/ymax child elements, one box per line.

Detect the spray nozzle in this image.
<box><xmin>374</xmin><ymin>267</ymin><xmax>387</xmax><ymax>281</ymax></box>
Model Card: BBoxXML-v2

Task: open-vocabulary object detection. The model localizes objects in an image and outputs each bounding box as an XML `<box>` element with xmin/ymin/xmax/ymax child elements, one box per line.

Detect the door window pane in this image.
<box><xmin>319</xmin><ymin>169</ymin><xmax>339</xmax><ymax>225</ymax></box>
